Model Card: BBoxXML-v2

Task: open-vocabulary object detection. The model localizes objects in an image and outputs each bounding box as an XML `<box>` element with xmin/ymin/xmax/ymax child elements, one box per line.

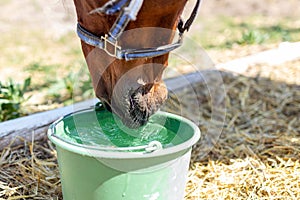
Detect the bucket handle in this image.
<box><xmin>102</xmin><ymin>140</ymin><xmax>163</xmax><ymax>153</ymax></box>
<box><xmin>144</xmin><ymin>141</ymin><xmax>163</xmax><ymax>153</ymax></box>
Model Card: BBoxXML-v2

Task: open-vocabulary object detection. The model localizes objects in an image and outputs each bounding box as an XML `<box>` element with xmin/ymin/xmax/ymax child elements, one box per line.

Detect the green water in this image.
<box><xmin>56</xmin><ymin>110</ymin><xmax>180</xmax><ymax>150</ymax></box>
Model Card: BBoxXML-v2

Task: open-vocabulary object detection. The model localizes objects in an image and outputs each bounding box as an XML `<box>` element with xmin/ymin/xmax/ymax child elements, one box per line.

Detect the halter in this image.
<box><xmin>77</xmin><ymin>0</ymin><xmax>201</xmax><ymax>61</ymax></box>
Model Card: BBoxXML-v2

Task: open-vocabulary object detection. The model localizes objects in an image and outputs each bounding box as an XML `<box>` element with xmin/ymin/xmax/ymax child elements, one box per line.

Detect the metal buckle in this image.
<box><xmin>101</xmin><ymin>34</ymin><xmax>121</xmax><ymax>58</ymax></box>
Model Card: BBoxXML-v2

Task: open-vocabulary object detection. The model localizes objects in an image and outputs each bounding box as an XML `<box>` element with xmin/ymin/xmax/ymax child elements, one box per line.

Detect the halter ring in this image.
<box><xmin>101</xmin><ymin>34</ymin><xmax>122</xmax><ymax>57</ymax></box>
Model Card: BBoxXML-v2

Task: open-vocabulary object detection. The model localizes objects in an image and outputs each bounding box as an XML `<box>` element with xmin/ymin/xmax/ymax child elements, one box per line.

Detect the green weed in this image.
<box><xmin>192</xmin><ymin>15</ymin><xmax>300</xmax><ymax>49</ymax></box>
<box><xmin>263</xmin><ymin>25</ymin><xmax>292</xmax><ymax>42</ymax></box>
<box><xmin>47</xmin><ymin>67</ymin><xmax>93</xmax><ymax>105</ymax></box>
<box><xmin>237</xmin><ymin>30</ymin><xmax>269</xmax><ymax>45</ymax></box>
<box><xmin>0</xmin><ymin>77</ymin><xmax>31</xmax><ymax>121</ymax></box>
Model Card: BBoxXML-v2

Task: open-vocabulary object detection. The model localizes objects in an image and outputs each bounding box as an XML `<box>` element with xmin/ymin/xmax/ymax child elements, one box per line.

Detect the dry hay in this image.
<box><xmin>163</xmin><ymin>67</ymin><xmax>299</xmax><ymax>199</ymax></box>
<box><xmin>0</xmin><ymin>68</ymin><xmax>299</xmax><ymax>199</ymax></box>
<box><xmin>0</xmin><ymin>137</ymin><xmax>61</xmax><ymax>200</ymax></box>
<box><xmin>246</xmin><ymin>59</ymin><xmax>300</xmax><ymax>85</ymax></box>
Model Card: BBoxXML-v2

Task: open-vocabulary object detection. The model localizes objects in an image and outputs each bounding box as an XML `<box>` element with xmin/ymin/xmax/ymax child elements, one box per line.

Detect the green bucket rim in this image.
<box><xmin>47</xmin><ymin>108</ymin><xmax>200</xmax><ymax>159</ymax></box>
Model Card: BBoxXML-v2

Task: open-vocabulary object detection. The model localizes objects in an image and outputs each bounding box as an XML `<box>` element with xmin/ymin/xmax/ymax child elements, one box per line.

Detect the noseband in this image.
<box><xmin>77</xmin><ymin>0</ymin><xmax>201</xmax><ymax>61</ymax></box>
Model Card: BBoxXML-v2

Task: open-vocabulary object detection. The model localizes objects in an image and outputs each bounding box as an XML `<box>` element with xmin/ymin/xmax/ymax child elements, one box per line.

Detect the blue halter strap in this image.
<box><xmin>77</xmin><ymin>0</ymin><xmax>201</xmax><ymax>61</ymax></box>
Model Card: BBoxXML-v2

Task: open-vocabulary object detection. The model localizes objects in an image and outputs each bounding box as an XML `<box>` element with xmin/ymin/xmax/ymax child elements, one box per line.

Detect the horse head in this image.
<box><xmin>73</xmin><ymin>0</ymin><xmax>199</xmax><ymax>128</ymax></box>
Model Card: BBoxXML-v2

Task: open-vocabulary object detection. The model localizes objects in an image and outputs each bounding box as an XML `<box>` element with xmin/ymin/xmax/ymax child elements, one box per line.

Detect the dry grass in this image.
<box><xmin>0</xmin><ymin>137</ymin><xmax>61</xmax><ymax>200</ymax></box>
<box><xmin>0</xmin><ymin>65</ymin><xmax>299</xmax><ymax>199</ymax></box>
<box><xmin>183</xmin><ymin>71</ymin><xmax>300</xmax><ymax>199</ymax></box>
<box><xmin>164</xmin><ymin>64</ymin><xmax>300</xmax><ymax>199</ymax></box>
<box><xmin>186</xmin><ymin>157</ymin><xmax>300</xmax><ymax>199</ymax></box>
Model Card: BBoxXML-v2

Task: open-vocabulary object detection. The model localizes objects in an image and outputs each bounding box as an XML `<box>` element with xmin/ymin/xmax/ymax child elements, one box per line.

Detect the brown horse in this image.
<box><xmin>72</xmin><ymin>0</ymin><xmax>199</xmax><ymax>127</ymax></box>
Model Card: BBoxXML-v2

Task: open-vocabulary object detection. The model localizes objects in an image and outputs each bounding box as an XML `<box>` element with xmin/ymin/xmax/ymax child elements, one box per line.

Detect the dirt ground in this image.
<box><xmin>200</xmin><ymin>0</ymin><xmax>300</xmax><ymax>17</ymax></box>
<box><xmin>1</xmin><ymin>0</ymin><xmax>300</xmax><ymax>37</ymax></box>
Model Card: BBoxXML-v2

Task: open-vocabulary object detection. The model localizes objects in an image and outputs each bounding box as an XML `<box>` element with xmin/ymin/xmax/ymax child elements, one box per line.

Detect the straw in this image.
<box><xmin>0</xmin><ymin>136</ymin><xmax>62</xmax><ymax>199</ymax></box>
<box><xmin>0</xmin><ymin>60</ymin><xmax>299</xmax><ymax>199</ymax></box>
<box><xmin>182</xmin><ymin>67</ymin><xmax>299</xmax><ymax>199</ymax></box>
<box><xmin>163</xmin><ymin>63</ymin><xmax>299</xmax><ymax>199</ymax></box>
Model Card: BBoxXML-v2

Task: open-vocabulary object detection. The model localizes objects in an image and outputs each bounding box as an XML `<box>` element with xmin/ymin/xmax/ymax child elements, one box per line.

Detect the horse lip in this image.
<box><xmin>104</xmin><ymin>98</ymin><xmax>145</xmax><ymax>128</ymax></box>
<box><xmin>128</xmin><ymin>92</ymin><xmax>151</xmax><ymax>128</ymax></box>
